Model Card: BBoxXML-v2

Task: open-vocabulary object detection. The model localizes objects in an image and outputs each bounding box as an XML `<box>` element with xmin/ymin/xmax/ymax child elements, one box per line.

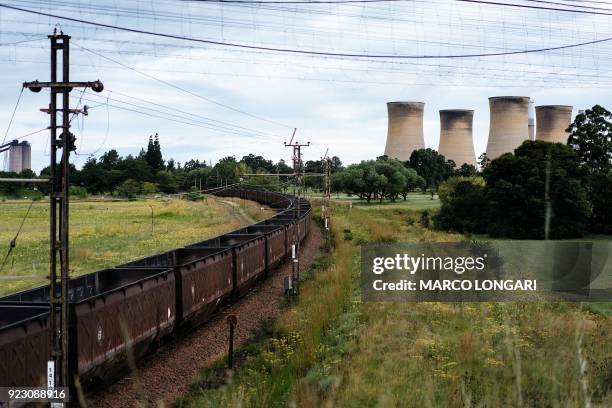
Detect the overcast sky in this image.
<box><xmin>1</xmin><ymin>0</ymin><xmax>612</xmax><ymax>172</ymax></box>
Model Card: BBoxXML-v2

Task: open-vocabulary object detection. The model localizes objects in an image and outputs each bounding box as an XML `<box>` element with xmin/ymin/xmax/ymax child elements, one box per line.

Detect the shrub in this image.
<box><xmin>115</xmin><ymin>179</ymin><xmax>141</xmax><ymax>198</ymax></box>
<box><xmin>69</xmin><ymin>185</ymin><xmax>89</xmax><ymax>199</ymax></box>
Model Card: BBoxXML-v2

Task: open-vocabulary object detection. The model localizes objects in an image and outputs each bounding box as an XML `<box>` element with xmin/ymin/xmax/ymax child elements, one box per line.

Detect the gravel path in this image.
<box><xmin>88</xmin><ymin>223</ymin><xmax>323</xmax><ymax>408</ymax></box>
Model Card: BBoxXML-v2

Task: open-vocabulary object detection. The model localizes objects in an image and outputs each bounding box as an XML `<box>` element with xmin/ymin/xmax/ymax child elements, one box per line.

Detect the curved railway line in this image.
<box><xmin>0</xmin><ymin>188</ymin><xmax>312</xmax><ymax>404</ymax></box>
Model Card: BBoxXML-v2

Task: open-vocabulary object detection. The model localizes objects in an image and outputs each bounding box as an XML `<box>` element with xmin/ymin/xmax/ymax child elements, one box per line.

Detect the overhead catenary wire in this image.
<box><xmin>0</xmin><ymin>199</ymin><xmax>35</xmax><ymax>274</ymax></box>
<box><xmin>2</xmin><ymin>3</ymin><xmax>612</xmax><ymax>59</ymax></box>
<box><xmin>70</xmin><ymin>42</ymin><xmax>295</xmax><ymax>130</ymax></box>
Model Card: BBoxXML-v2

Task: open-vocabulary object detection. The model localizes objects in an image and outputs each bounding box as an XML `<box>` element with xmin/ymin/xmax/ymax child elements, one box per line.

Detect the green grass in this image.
<box><xmin>306</xmin><ymin>192</ymin><xmax>441</xmax><ymax>211</ymax></box>
<box><xmin>178</xmin><ymin>202</ymin><xmax>611</xmax><ymax>408</ymax></box>
<box><xmin>0</xmin><ymin>196</ymin><xmax>274</xmax><ymax>295</ymax></box>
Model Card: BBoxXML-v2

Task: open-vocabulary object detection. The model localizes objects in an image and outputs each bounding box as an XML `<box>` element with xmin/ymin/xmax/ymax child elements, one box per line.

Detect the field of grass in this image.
<box><xmin>178</xmin><ymin>200</ymin><xmax>611</xmax><ymax>407</ymax></box>
<box><xmin>330</xmin><ymin>192</ymin><xmax>441</xmax><ymax>211</ymax></box>
<box><xmin>0</xmin><ymin>195</ymin><xmax>274</xmax><ymax>295</ymax></box>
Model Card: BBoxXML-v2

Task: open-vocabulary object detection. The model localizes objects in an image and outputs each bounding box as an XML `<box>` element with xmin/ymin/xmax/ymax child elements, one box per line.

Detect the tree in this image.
<box><xmin>214</xmin><ymin>156</ymin><xmax>239</xmax><ymax>184</ymax></box>
<box><xmin>434</xmin><ymin>176</ymin><xmax>487</xmax><ymax>233</ymax></box>
<box><xmin>400</xmin><ymin>168</ymin><xmax>425</xmax><ymax>200</ymax></box>
<box><xmin>408</xmin><ymin>148</ymin><xmax>454</xmax><ymax>198</ymax></box>
<box><xmin>337</xmin><ymin>161</ymin><xmax>384</xmax><ymax>203</ymax></box>
<box><xmin>241</xmin><ymin>154</ymin><xmax>274</xmax><ymax>173</ymax></box>
<box><xmin>156</xmin><ymin>170</ymin><xmax>177</xmax><ymax>193</ymax></box>
<box><xmin>374</xmin><ymin>158</ymin><xmax>409</xmax><ymax>202</ymax></box>
<box><xmin>99</xmin><ymin>149</ymin><xmax>120</xmax><ymax>170</ymax></box>
<box><xmin>115</xmin><ymin>179</ymin><xmax>141</xmax><ymax>197</ymax></box>
<box><xmin>455</xmin><ymin>163</ymin><xmax>478</xmax><ymax>177</ymax></box>
<box><xmin>79</xmin><ymin>157</ymin><xmax>107</xmax><ymax>194</ymax></box>
<box><xmin>119</xmin><ymin>154</ymin><xmax>153</xmax><ymax>182</ymax></box>
<box><xmin>567</xmin><ymin>105</ymin><xmax>612</xmax><ymax>174</ymax></box>
<box><xmin>484</xmin><ymin>140</ymin><xmax>590</xmax><ymax>239</ymax></box>
<box><xmin>589</xmin><ymin>171</ymin><xmax>612</xmax><ymax>234</ymax></box>
<box><xmin>144</xmin><ymin>133</ymin><xmax>164</xmax><ymax>173</ymax></box>
<box><xmin>274</xmin><ymin>159</ymin><xmax>292</xmax><ymax>175</ymax></box>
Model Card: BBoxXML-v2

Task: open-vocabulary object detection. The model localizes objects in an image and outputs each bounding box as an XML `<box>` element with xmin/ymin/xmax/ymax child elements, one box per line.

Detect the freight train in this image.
<box><xmin>0</xmin><ymin>188</ymin><xmax>311</xmax><ymax>392</ymax></box>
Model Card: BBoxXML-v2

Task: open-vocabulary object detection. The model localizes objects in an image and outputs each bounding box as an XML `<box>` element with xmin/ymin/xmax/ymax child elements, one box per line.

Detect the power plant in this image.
<box><xmin>0</xmin><ymin>140</ymin><xmax>32</xmax><ymax>173</ymax></box>
<box><xmin>384</xmin><ymin>102</ymin><xmax>425</xmax><ymax>161</ymax></box>
<box><xmin>535</xmin><ymin>105</ymin><xmax>573</xmax><ymax>144</ymax></box>
<box><xmin>382</xmin><ymin>97</ymin><xmax>574</xmax><ymax>166</ymax></box>
<box><xmin>438</xmin><ymin>110</ymin><xmax>476</xmax><ymax>167</ymax></box>
<box><xmin>485</xmin><ymin>96</ymin><xmax>531</xmax><ymax>160</ymax></box>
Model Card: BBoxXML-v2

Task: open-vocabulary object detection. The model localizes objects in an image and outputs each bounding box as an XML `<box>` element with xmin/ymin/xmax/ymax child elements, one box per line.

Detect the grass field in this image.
<box><xmin>179</xmin><ymin>199</ymin><xmax>612</xmax><ymax>407</ymax></box>
<box><xmin>0</xmin><ymin>195</ymin><xmax>274</xmax><ymax>295</ymax></box>
<box><xmin>306</xmin><ymin>192</ymin><xmax>442</xmax><ymax>211</ymax></box>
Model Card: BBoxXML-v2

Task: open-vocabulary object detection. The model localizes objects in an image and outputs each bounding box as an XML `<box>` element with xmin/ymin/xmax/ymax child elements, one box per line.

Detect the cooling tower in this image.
<box><xmin>19</xmin><ymin>141</ymin><xmax>31</xmax><ymax>171</ymax></box>
<box><xmin>486</xmin><ymin>96</ymin><xmax>530</xmax><ymax>160</ymax></box>
<box><xmin>384</xmin><ymin>102</ymin><xmax>425</xmax><ymax>161</ymax></box>
<box><xmin>528</xmin><ymin>100</ymin><xmax>535</xmax><ymax>141</ymax></box>
<box><xmin>438</xmin><ymin>110</ymin><xmax>476</xmax><ymax>167</ymax></box>
<box><xmin>535</xmin><ymin>105</ymin><xmax>573</xmax><ymax>144</ymax></box>
<box><xmin>8</xmin><ymin>140</ymin><xmax>22</xmax><ymax>173</ymax></box>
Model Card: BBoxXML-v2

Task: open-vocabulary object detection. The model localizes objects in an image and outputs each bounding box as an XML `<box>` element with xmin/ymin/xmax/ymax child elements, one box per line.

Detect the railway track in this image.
<box><xmin>0</xmin><ymin>188</ymin><xmax>311</xmax><ymax>406</ymax></box>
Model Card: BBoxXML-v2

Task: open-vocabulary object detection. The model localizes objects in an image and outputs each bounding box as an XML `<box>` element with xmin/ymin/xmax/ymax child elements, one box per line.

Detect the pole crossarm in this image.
<box><xmin>23</xmin><ymin>80</ymin><xmax>104</xmax><ymax>91</ymax></box>
<box><xmin>241</xmin><ymin>173</ymin><xmax>323</xmax><ymax>177</ymax></box>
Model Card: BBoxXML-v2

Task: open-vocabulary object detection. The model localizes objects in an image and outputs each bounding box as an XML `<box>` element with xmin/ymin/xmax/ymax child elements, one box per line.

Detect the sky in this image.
<box><xmin>1</xmin><ymin>0</ymin><xmax>612</xmax><ymax>172</ymax></box>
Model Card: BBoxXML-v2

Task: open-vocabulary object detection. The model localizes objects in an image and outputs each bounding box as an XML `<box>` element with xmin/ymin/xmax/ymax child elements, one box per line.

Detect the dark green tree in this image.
<box><xmin>566</xmin><ymin>105</ymin><xmax>612</xmax><ymax>174</ymax></box>
<box><xmin>434</xmin><ymin>176</ymin><xmax>487</xmax><ymax>233</ymax></box>
<box><xmin>484</xmin><ymin>140</ymin><xmax>590</xmax><ymax>239</ymax></box>
<box><xmin>99</xmin><ymin>149</ymin><xmax>120</xmax><ymax>170</ymax></box>
<box><xmin>144</xmin><ymin>133</ymin><xmax>164</xmax><ymax>173</ymax></box>
<box><xmin>79</xmin><ymin>158</ymin><xmax>107</xmax><ymax>194</ymax></box>
<box><xmin>407</xmin><ymin>148</ymin><xmax>455</xmax><ymax>198</ymax></box>
<box><xmin>589</xmin><ymin>171</ymin><xmax>612</xmax><ymax>234</ymax></box>
<box><xmin>156</xmin><ymin>170</ymin><xmax>178</xmax><ymax>193</ymax></box>
<box><xmin>455</xmin><ymin>163</ymin><xmax>478</xmax><ymax>177</ymax></box>
<box><xmin>241</xmin><ymin>154</ymin><xmax>274</xmax><ymax>173</ymax></box>
<box><xmin>119</xmin><ymin>154</ymin><xmax>153</xmax><ymax>182</ymax></box>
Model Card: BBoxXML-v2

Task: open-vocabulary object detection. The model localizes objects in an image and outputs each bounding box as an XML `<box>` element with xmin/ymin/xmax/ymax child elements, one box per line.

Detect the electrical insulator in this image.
<box><xmin>91</xmin><ymin>80</ymin><xmax>104</xmax><ymax>93</ymax></box>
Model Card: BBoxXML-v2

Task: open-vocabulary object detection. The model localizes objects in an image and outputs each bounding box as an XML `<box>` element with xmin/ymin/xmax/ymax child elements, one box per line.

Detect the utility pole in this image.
<box><xmin>322</xmin><ymin>153</ymin><xmax>331</xmax><ymax>232</ymax></box>
<box><xmin>23</xmin><ymin>30</ymin><xmax>104</xmax><ymax>399</ymax></box>
<box><xmin>284</xmin><ymin>129</ymin><xmax>309</xmax><ymax>296</ymax></box>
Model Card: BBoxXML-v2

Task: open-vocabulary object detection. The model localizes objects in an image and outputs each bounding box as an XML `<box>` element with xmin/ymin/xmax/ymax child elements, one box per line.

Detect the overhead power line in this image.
<box><xmin>70</xmin><ymin>42</ymin><xmax>294</xmax><ymax>130</ymax></box>
<box><xmin>2</xmin><ymin>3</ymin><xmax>612</xmax><ymax>59</ymax></box>
<box><xmin>187</xmin><ymin>0</ymin><xmax>612</xmax><ymax>14</ymax></box>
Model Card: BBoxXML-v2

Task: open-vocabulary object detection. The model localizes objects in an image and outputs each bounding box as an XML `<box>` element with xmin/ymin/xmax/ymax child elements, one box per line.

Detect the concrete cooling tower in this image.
<box><xmin>384</xmin><ymin>102</ymin><xmax>425</xmax><ymax>161</ymax></box>
<box><xmin>438</xmin><ymin>110</ymin><xmax>476</xmax><ymax>167</ymax></box>
<box><xmin>486</xmin><ymin>96</ymin><xmax>530</xmax><ymax>160</ymax></box>
<box><xmin>8</xmin><ymin>141</ymin><xmax>22</xmax><ymax>173</ymax></box>
<box><xmin>535</xmin><ymin>105</ymin><xmax>573</xmax><ymax>144</ymax></box>
<box><xmin>528</xmin><ymin>100</ymin><xmax>535</xmax><ymax>141</ymax></box>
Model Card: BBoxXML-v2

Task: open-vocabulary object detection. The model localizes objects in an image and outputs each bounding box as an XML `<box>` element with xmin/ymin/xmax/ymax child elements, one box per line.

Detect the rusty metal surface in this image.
<box><xmin>0</xmin><ymin>306</ymin><xmax>50</xmax><ymax>387</ymax></box>
<box><xmin>73</xmin><ymin>269</ymin><xmax>175</xmax><ymax>381</ymax></box>
<box><xmin>0</xmin><ymin>188</ymin><xmax>310</xmax><ymax>390</ymax></box>
<box><xmin>181</xmin><ymin>249</ymin><xmax>233</xmax><ymax>326</ymax></box>
<box><xmin>233</xmin><ymin>236</ymin><xmax>266</xmax><ymax>287</ymax></box>
<box><xmin>266</xmin><ymin>228</ymin><xmax>286</xmax><ymax>269</ymax></box>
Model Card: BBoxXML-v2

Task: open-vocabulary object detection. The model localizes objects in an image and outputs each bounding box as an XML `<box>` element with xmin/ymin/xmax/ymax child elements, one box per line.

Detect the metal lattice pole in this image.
<box><xmin>23</xmin><ymin>30</ymin><xmax>104</xmax><ymax>400</ymax></box>
<box><xmin>284</xmin><ymin>129</ymin><xmax>309</xmax><ymax>296</ymax></box>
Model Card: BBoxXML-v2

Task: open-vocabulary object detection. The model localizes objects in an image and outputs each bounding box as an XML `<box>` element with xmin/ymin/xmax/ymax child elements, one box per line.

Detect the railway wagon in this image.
<box><xmin>187</xmin><ymin>233</ymin><xmax>266</xmax><ymax>297</ymax></box>
<box><xmin>0</xmin><ymin>188</ymin><xmax>311</xmax><ymax>392</ymax></box>
<box><xmin>0</xmin><ymin>306</ymin><xmax>50</xmax><ymax>387</ymax></box>
<box><xmin>233</xmin><ymin>224</ymin><xmax>287</xmax><ymax>270</ymax></box>
<box><xmin>0</xmin><ymin>267</ymin><xmax>175</xmax><ymax>386</ymax></box>
<box><xmin>254</xmin><ymin>215</ymin><xmax>298</xmax><ymax>257</ymax></box>
<box><xmin>120</xmin><ymin>247</ymin><xmax>234</xmax><ymax>329</ymax></box>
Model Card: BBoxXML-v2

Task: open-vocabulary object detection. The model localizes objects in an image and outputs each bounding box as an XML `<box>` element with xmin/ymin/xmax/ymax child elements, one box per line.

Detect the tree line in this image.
<box><xmin>435</xmin><ymin>105</ymin><xmax>612</xmax><ymax>238</ymax></box>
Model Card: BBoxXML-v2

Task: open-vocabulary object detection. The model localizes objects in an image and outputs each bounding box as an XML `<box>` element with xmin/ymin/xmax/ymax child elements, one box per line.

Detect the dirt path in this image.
<box><xmin>216</xmin><ymin>198</ymin><xmax>256</xmax><ymax>226</ymax></box>
<box><xmin>88</xmin><ymin>223</ymin><xmax>323</xmax><ymax>408</ymax></box>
